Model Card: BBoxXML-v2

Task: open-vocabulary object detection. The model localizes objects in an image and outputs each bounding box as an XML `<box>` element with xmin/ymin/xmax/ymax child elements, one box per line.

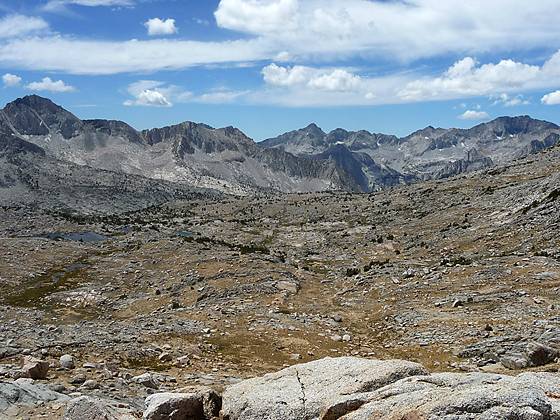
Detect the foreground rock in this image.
<box><xmin>143</xmin><ymin>387</ymin><xmax>221</xmax><ymax>420</ymax></box>
<box><xmin>220</xmin><ymin>357</ymin><xmax>428</xmax><ymax>420</ymax></box>
<box><xmin>63</xmin><ymin>396</ymin><xmax>136</xmax><ymax>420</ymax></box>
<box><xmin>338</xmin><ymin>372</ymin><xmax>560</xmax><ymax>419</ymax></box>
<box><xmin>220</xmin><ymin>357</ymin><xmax>560</xmax><ymax>420</ymax></box>
<box><xmin>20</xmin><ymin>356</ymin><xmax>49</xmax><ymax>380</ymax></box>
<box><xmin>0</xmin><ymin>378</ymin><xmax>68</xmax><ymax>412</ymax></box>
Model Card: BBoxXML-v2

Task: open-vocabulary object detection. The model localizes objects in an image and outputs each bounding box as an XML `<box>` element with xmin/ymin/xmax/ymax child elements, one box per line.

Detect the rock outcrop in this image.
<box><xmin>220</xmin><ymin>357</ymin><xmax>560</xmax><ymax>420</ymax></box>
<box><xmin>220</xmin><ymin>357</ymin><xmax>429</xmax><ymax>420</ymax></box>
<box><xmin>63</xmin><ymin>396</ymin><xmax>136</xmax><ymax>420</ymax></box>
<box><xmin>0</xmin><ymin>378</ymin><xmax>68</xmax><ymax>412</ymax></box>
<box><xmin>143</xmin><ymin>387</ymin><xmax>221</xmax><ymax>420</ymax></box>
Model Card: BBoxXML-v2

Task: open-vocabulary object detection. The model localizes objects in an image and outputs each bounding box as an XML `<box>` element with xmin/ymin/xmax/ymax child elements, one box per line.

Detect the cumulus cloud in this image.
<box><xmin>398</xmin><ymin>54</ymin><xmax>559</xmax><ymax>102</ymax></box>
<box><xmin>248</xmin><ymin>51</ymin><xmax>560</xmax><ymax>107</ymax></box>
<box><xmin>26</xmin><ymin>77</ymin><xmax>75</xmax><ymax>92</ymax></box>
<box><xmin>459</xmin><ymin>110</ymin><xmax>490</xmax><ymax>120</ymax></box>
<box><xmin>491</xmin><ymin>93</ymin><xmax>529</xmax><ymax>107</ymax></box>
<box><xmin>144</xmin><ymin>18</ymin><xmax>178</xmax><ymax>36</ymax></box>
<box><xmin>262</xmin><ymin>64</ymin><xmax>362</xmax><ymax>92</ymax></box>
<box><xmin>124</xmin><ymin>80</ymin><xmax>174</xmax><ymax>106</ymax></box>
<box><xmin>124</xmin><ymin>89</ymin><xmax>171</xmax><ymax>107</ymax></box>
<box><xmin>123</xmin><ymin>80</ymin><xmax>195</xmax><ymax>106</ymax></box>
<box><xmin>214</xmin><ymin>0</ymin><xmax>560</xmax><ymax>61</ymax></box>
<box><xmin>2</xmin><ymin>73</ymin><xmax>22</xmax><ymax>87</ymax></box>
<box><xmin>2</xmin><ymin>1</ymin><xmax>560</xmax><ymax>75</ymax></box>
<box><xmin>215</xmin><ymin>0</ymin><xmax>299</xmax><ymax>35</ymax></box>
<box><xmin>0</xmin><ymin>15</ymin><xmax>49</xmax><ymax>38</ymax></box>
<box><xmin>123</xmin><ymin>80</ymin><xmax>252</xmax><ymax>106</ymax></box>
<box><xmin>542</xmin><ymin>90</ymin><xmax>560</xmax><ymax>105</ymax></box>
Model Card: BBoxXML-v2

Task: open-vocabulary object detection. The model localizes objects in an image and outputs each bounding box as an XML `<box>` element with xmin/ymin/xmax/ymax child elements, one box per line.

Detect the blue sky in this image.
<box><xmin>0</xmin><ymin>0</ymin><xmax>559</xmax><ymax>140</ymax></box>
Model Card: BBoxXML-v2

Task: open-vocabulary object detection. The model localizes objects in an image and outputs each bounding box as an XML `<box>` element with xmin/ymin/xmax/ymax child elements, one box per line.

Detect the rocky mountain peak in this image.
<box><xmin>327</xmin><ymin>128</ymin><xmax>350</xmax><ymax>142</ymax></box>
<box><xmin>471</xmin><ymin>115</ymin><xmax>559</xmax><ymax>136</ymax></box>
<box><xmin>2</xmin><ymin>94</ymin><xmax>82</xmax><ymax>139</ymax></box>
<box><xmin>301</xmin><ymin>123</ymin><xmax>326</xmax><ymax>138</ymax></box>
<box><xmin>11</xmin><ymin>95</ymin><xmax>60</xmax><ymax>111</ymax></box>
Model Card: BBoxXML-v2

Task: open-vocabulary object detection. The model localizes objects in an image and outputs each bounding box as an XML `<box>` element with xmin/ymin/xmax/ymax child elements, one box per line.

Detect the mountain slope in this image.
<box><xmin>0</xmin><ymin>96</ymin><xmax>354</xmax><ymax>195</ymax></box>
<box><xmin>2</xmin><ymin>95</ymin><xmax>559</xmax><ymax>196</ymax></box>
<box><xmin>261</xmin><ymin>116</ymin><xmax>560</xmax><ymax>189</ymax></box>
<box><xmin>0</xmin><ymin>131</ymin><xmax>216</xmax><ymax>214</ymax></box>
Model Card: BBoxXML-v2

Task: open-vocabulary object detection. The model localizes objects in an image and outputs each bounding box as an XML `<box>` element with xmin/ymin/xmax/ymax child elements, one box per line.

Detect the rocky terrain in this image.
<box><xmin>1</xmin><ymin>95</ymin><xmax>560</xmax><ymax>418</ymax></box>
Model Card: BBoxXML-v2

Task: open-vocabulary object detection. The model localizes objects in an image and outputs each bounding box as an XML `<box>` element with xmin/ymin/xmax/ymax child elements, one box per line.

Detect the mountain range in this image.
<box><xmin>1</xmin><ymin>95</ymin><xmax>559</xmax><ymax>210</ymax></box>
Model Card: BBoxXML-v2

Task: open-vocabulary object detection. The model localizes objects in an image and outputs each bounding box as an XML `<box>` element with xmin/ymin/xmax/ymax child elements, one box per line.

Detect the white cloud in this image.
<box><xmin>197</xmin><ymin>89</ymin><xmax>249</xmax><ymax>104</ymax></box>
<box><xmin>262</xmin><ymin>64</ymin><xmax>312</xmax><ymax>87</ymax></box>
<box><xmin>398</xmin><ymin>55</ymin><xmax>558</xmax><ymax>102</ymax></box>
<box><xmin>215</xmin><ymin>0</ymin><xmax>560</xmax><ymax>61</ymax></box>
<box><xmin>0</xmin><ymin>37</ymin><xmax>271</xmax><ymax>75</ymax></box>
<box><xmin>62</xmin><ymin>0</ymin><xmax>133</xmax><ymax>4</ymax></box>
<box><xmin>542</xmin><ymin>90</ymin><xmax>560</xmax><ymax>105</ymax></box>
<box><xmin>124</xmin><ymin>80</ymin><xmax>251</xmax><ymax>106</ymax></box>
<box><xmin>0</xmin><ymin>15</ymin><xmax>49</xmax><ymax>38</ymax></box>
<box><xmin>144</xmin><ymin>18</ymin><xmax>178</xmax><ymax>36</ymax></box>
<box><xmin>25</xmin><ymin>77</ymin><xmax>75</xmax><ymax>92</ymax></box>
<box><xmin>2</xmin><ymin>73</ymin><xmax>21</xmax><ymax>87</ymax></box>
<box><xmin>215</xmin><ymin>0</ymin><xmax>299</xmax><ymax>35</ymax></box>
<box><xmin>2</xmin><ymin>1</ymin><xmax>560</xmax><ymax>75</ymax></box>
<box><xmin>308</xmin><ymin>69</ymin><xmax>361</xmax><ymax>92</ymax></box>
<box><xmin>248</xmin><ymin>51</ymin><xmax>560</xmax><ymax>107</ymax></box>
<box><xmin>124</xmin><ymin>89</ymin><xmax>171</xmax><ymax>107</ymax></box>
<box><xmin>124</xmin><ymin>80</ymin><xmax>173</xmax><ymax>106</ymax></box>
<box><xmin>459</xmin><ymin>110</ymin><xmax>490</xmax><ymax>120</ymax></box>
<box><xmin>262</xmin><ymin>64</ymin><xmax>362</xmax><ymax>92</ymax></box>
<box><xmin>123</xmin><ymin>80</ymin><xmax>192</xmax><ymax>106</ymax></box>
<box><xmin>491</xmin><ymin>93</ymin><xmax>529</xmax><ymax>107</ymax></box>
<box><xmin>44</xmin><ymin>0</ymin><xmax>134</xmax><ymax>11</ymax></box>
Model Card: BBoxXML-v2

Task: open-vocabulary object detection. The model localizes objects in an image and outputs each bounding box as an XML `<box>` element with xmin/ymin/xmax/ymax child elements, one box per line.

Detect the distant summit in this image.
<box><xmin>261</xmin><ymin>115</ymin><xmax>560</xmax><ymax>189</ymax></box>
<box><xmin>1</xmin><ymin>95</ymin><xmax>559</xmax><ymax>194</ymax></box>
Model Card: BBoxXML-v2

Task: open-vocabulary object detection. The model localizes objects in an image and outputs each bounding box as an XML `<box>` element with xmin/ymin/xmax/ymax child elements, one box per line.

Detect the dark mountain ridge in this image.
<box><xmin>1</xmin><ymin>95</ymin><xmax>559</xmax><ymax>195</ymax></box>
<box><xmin>262</xmin><ymin>115</ymin><xmax>560</xmax><ymax>190</ymax></box>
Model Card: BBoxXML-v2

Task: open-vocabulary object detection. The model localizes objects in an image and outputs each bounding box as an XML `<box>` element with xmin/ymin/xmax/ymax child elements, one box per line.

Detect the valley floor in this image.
<box><xmin>1</xmin><ymin>146</ymin><xmax>560</xmax><ymax>418</ymax></box>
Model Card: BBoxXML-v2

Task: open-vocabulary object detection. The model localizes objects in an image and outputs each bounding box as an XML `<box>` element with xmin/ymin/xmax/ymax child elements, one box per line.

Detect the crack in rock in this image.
<box><xmin>294</xmin><ymin>368</ymin><xmax>307</xmax><ymax>414</ymax></box>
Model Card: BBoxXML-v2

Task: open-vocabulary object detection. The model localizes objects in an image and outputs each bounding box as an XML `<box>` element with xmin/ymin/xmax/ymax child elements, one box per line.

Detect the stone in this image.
<box><xmin>525</xmin><ymin>341</ymin><xmax>558</xmax><ymax>367</ymax></box>
<box><xmin>276</xmin><ymin>281</ymin><xmax>299</xmax><ymax>294</ymax></box>
<box><xmin>0</xmin><ymin>379</ymin><xmax>69</xmax><ymax>412</ymax></box>
<box><xmin>63</xmin><ymin>396</ymin><xmax>136</xmax><ymax>420</ymax></box>
<box><xmin>158</xmin><ymin>352</ymin><xmax>172</xmax><ymax>363</ymax></box>
<box><xmin>69</xmin><ymin>373</ymin><xmax>87</xmax><ymax>384</ymax></box>
<box><xmin>60</xmin><ymin>354</ymin><xmax>75</xmax><ymax>370</ymax></box>
<box><xmin>220</xmin><ymin>357</ymin><xmax>428</xmax><ymax>420</ymax></box>
<box><xmin>452</xmin><ymin>299</ymin><xmax>464</xmax><ymax>308</ymax></box>
<box><xmin>338</xmin><ymin>371</ymin><xmax>560</xmax><ymax>420</ymax></box>
<box><xmin>501</xmin><ymin>354</ymin><xmax>529</xmax><ymax>370</ymax></box>
<box><xmin>134</xmin><ymin>373</ymin><xmax>160</xmax><ymax>389</ymax></box>
<box><xmin>177</xmin><ymin>356</ymin><xmax>190</xmax><ymax>366</ymax></box>
<box><xmin>143</xmin><ymin>388</ymin><xmax>221</xmax><ymax>420</ymax></box>
<box><xmin>81</xmin><ymin>379</ymin><xmax>99</xmax><ymax>389</ymax></box>
<box><xmin>20</xmin><ymin>356</ymin><xmax>49</xmax><ymax>380</ymax></box>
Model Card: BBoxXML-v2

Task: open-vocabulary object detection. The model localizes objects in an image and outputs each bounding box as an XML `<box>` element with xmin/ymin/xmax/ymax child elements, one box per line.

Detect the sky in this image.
<box><xmin>0</xmin><ymin>0</ymin><xmax>559</xmax><ymax>140</ymax></box>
